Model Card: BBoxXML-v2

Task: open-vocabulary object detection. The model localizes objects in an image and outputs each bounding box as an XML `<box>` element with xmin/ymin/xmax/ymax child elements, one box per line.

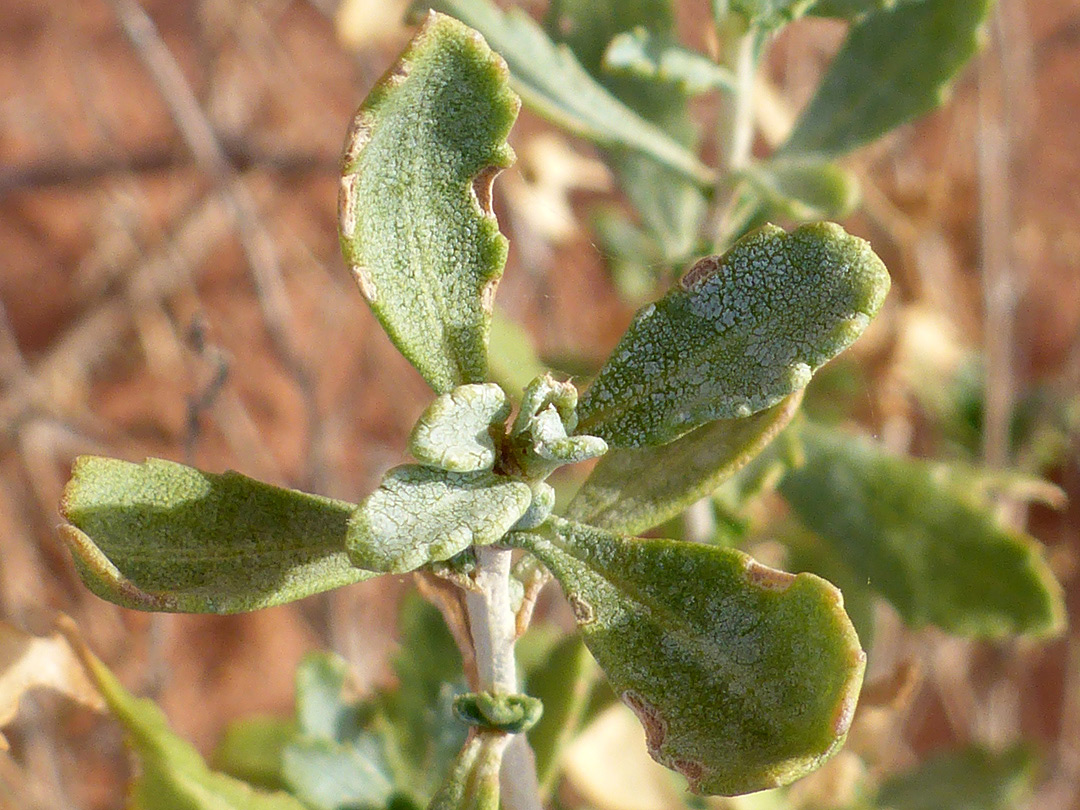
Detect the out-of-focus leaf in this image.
<box><xmin>876</xmin><ymin>744</ymin><xmax>1037</xmax><ymax>810</ymax></box>
<box><xmin>779</xmin><ymin>422</ymin><xmax>1067</xmax><ymax>637</ymax></box>
<box><xmin>711</xmin><ymin>422</ymin><xmax>803</xmax><ymax>529</ymax></box>
<box><xmin>282</xmin><ymin>734</ymin><xmax>396</xmax><ymax>810</ymax></box>
<box><xmin>53</xmin><ymin>620</ymin><xmax>307</xmax><ymax>810</ymax></box>
<box><xmin>604</xmin><ymin>29</ymin><xmax>737</xmax><ymax>94</ymax></box>
<box><xmin>338</xmin><ymin>12</ymin><xmax>519</xmax><ymax>394</ymax></box>
<box><xmin>568</xmin><ymin>394</ymin><xmax>801</xmax><ymax>535</ymax></box>
<box><xmin>346</xmin><ymin>464</ymin><xmax>531</xmax><ymax>574</ymax></box>
<box><xmin>576</xmin><ymin>223</ymin><xmax>890</xmax><ymax>448</ymax></box>
<box><xmin>414</xmin><ymin>0</ymin><xmax>715</xmax><ymax>188</ymax></box>
<box><xmin>727</xmin><ymin>0</ymin><xmax>818</xmax><ymax>29</ymax></box>
<box><xmin>409</xmin><ymin>383</ymin><xmax>510</xmax><ymax>473</ymax></box>
<box><xmin>428</xmin><ymin>733</ymin><xmax>507</xmax><ymax>810</ymax></box>
<box><xmin>524</xmin><ymin>634</ymin><xmax>599</xmax><ymax>796</ymax></box>
<box><xmin>740</xmin><ymin>159</ymin><xmax>861</xmax><ymax>220</ymax></box>
<box><xmin>0</xmin><ymin>621</ymin><xmax>105</xmax><ymax>750</ymax></box>
<box><xmin>591</xmin><ymin>207</ymin><xmax>667</xmax><ymax>303</ymax></box>
<box><xmin>487</xmin><ymin>311</ymin><xmax>549</xmax><ymax>401</ymax></box>
<box><xmin>60</xmin><ymin>456</ymin><xmax>371</xmax><ymax>614</ymax></box>
<box><xmin>509</xmin><ymin>519</ymin><xmax>866</xmax><ymax>796</ymax></box>
<box><xmin>293</xmin><ymin>653</ymin><xmax>368</xmax><ymax>743</ymax></box>
<box><xmin>547</xmin><ymin>0</ymin><xmax>707</xmax><ymax>261</ymax></box>
<box><xmin>810</xmin><ymin>0</ymin><xmax>924</xmax><ymax>19</ymax></box>
<box><xmin>214</xmin><ymin>716</ymin><xmax>295</xmax><ymax>792</ymax></box>
<box><xmin>782</xmin><ymin>0</ymin><xmax>993</xmax><ymax>158</ymax></box>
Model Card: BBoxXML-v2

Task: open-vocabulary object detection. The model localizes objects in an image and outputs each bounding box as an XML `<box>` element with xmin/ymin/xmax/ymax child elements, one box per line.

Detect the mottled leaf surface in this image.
<box><xmin>60</xmin><ymin>457</ymin><xmax>371</xmax><ymax>614</ymax></box>
<box><xmin>576</xmin><ymin>223</ymin><xmax>890</xmax><ymax>447</ymax></box>
<box><xmin>338</xmin><ymin>12</ymin><xmax>519</xmax><ymax>393</ymax></box>
<box><xmin>409</xmin><ymin>383</ymin><xmax>510</xmax><ymax>472</ymax></box>
<box><xmin>780</xmin><ymin>422</ymin><xmax>1066</xmax><ymax>637</ymax></box>
<box><xmin>877</xmin><ymin>744</ymin><xmax>1036</xmax><ymax>810</ymax></box>
<box><xmin>509</xmin><ymin>519</ymin><xmax>865</xmax><ymax>796</ymax></box>
<box><xmin>346</xmin><ymin>465</ymin><xmax>532</xmax><ymax>574</ymax></box>
<box><xmin>782</xmin><ymin>0</ymin><xmax>992</xmax><ymax>157</ymax></box>
<box><xmin>415</xmin><ymin>0</ymin><xmax>714</xmax><ymax>187</ymax></box>
<box><xmin>568</xmin><ymin>394</ymin><xmax>801</xmax><ymax>535</ymax></box>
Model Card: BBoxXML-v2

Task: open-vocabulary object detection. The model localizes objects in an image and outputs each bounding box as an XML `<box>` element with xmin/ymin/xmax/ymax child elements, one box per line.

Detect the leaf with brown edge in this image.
<box><xmin>507</xmin><ymin>518</ymin><xmax>865</xmax><ymax>796</ymax></box>
<box><xmin>338</xmin><ymin>11</ymin><xmax>520</xmax><ymax>393</ymax></box>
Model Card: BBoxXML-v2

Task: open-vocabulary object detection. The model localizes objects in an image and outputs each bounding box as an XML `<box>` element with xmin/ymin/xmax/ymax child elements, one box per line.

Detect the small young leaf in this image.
<box><xmin>509</xmin><ymin>519</ymin><xmax>866</xmax><ymax>796</ymax></box>
<box><xmin>779</xmin><ymin>422</ymin><xmax>1067</xmax><ymax>637</ymax></box>
<box><xmin>576</xmin><ymin>223</ymin><xmax>890</xmax><ymax>448</ymax></box>
<box><xmin>346</xmin><ymin>465</ymin><xmax>532</xmax><ymax>574</ymax></box>
<box><xmin>428</xmin><ymin>733</ymin><xmax>508</xmax><ymax>810</ymax></box>
<box><xmin>414</xmin><ymin>0</ymin><xmax>715</xmax><ymax>187</ymax></box>
<box><xmin>876</xmin><ymin>744</ymin><xmax>1037</xmax><ymax>810</ymax></box>
<box><xmin>604</xmin><ymin>29</ymin><xmax>738</xmax><ymax>95</ymax></box>
<box><xmin>739</xmin><ymin>159</ymin><xmax>861</xmax><ymax>221</ymax></box>
<box><xmin>60</xmin><ymin>457</ymin><xmax>372</xmax><ymax>614</ymax></box>
<box><xmin>782</xmin><ymin>0</ymin><xmax>993</xmax><ymax>158</ymax></box>
<box><xmin>409</xmin><ymin>383</ymin><xmax>511</xmax><ymax>473</ymax></box>
<box><xmin>56</xmin><ymin>621</ymin><xmax>308</xmax><ymax>810</ymax></box>
<box><xmin>568</xmin><ymin>394</ymin><xmax>801</xmax><ymax>535</ymax></box>
<box><xmin>452</xmin><ymin>691</ymin><xmax>543</xmax><ymax>734</ymax></box>
<box><xmin>339</xmin><ymin>12</ymin><xmax>520</xmax><ymax>394</ymax></box>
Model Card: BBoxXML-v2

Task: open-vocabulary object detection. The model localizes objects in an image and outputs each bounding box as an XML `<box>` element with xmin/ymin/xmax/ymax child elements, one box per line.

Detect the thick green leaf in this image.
<box><xmin>214</xmin><ymin>716</ymin><xmax>295</xmax><ymax>792</ymax></box>
<box><xmin>876</xmin><ymin>744</ymin><xmax>1036</xmax><ymax>810</ymax></box>
<box><xmin>427</xmin><ymin>733</ymin><xmax>507</xmax><ymax>810</ymax></box>
<box><xmin>63</xmin><ymin>627</ymin><xmax>307</xmax><ymax>810</ymax></box>
<box><xmin>779</xmin><ymin>422</ymin><xmax>1066</xmax><ymax>637</ymax></box>
<box><xmin>547</xmin><ymin>0</ymin><xmax>707</xmax><ymax>261</ymax></box>
<box><xmin>604</xmin><ymin>29</ymin><xmax>737</xmax><ymax>94</ymax></box>
<box><xmin>782</xmin><ymin>0</ymin><xmax>993</xmax><ymax>158</ymax></box>
<box><xmin>414</xmin><ymin>0</ymin><xmax>715</xmax><ymax>188</ymax></box>
<box><xmin>60</xmin><ymin>456</ymin><xmax>371</xmax><ymax>614</ymax></box>
<box><xmin>409</xmin><ymin>383</ymin><xmax>510</xmax><ymax>473</ymax></box>
<box><xmin>338</xmin><ymin>12</ymin><xmax>519</xmax><ymax>393</ymax></box>
<box><xmin>509</xmin><ymin>519</ymin><xmax>866</xmax><ymax>796</ymax></box>
<box><xmin>740</xmin><ymin>159</ymin><xmax>861</xmax><ymax>221</ymax></box>
<box><xmin>524</xmin><ymin>633</ymin><xmax>599</xmax><ymax>796</ymax></box>
<box><xmin>568</xmin><ymin>393</ymin><xmax>802</xmax><ymax>534</ymax></box>
<box><xmin>346</xmin><ymin>465</ymin><xmax>532</xmax><ymax>574</ymax></box>
<box><xmin>576</xmin><ymin>223</ymin><xmax>890</xmax><ymax>447</ymax></box>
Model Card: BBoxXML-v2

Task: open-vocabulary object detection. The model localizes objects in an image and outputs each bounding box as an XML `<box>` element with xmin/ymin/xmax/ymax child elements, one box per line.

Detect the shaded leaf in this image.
<box><xmin>339</xmin><ymin>12</ymin><xmax>519</xmax><ymax>393</ymax></box>
<box><xmin>487</xmin><ymin>311</ymin><xmax>549</xmax><ymax>401</ymax></box>
<box><xmin>294</xmin><ymin>653</ymin><xmax>368</xmax><ymax>743</ymax></box>
<box><xmin>54</xmin><ymin>619</ymin><xmax>307</xmax><ymax>810</ymax></box>
<box><xmin>282</xmin><ymin>734</ymin><xmax>396</xmax><ymax>810</ymax></box>
<box><xmin>782</xmin><ymin>0</ymin><xmax>993</xmax><ymax>158</ymax></box>
<box><xmin>740</xmin><ymin>159</ymin><xmax>861</xmax><ymax>221</ymax></box>
<box><xmin>779</xmin><ymin>422</ymin><xmax>1066</xmax><ymax>637</ymax></box>
<box><xmin>568</xmin><ymin>393</ymin><xmax>801</xmax><ymax>535</ymax></box>
<box><xmin>809</xmin><ymin>0</ymin><xmax>924</xmax><ymax>19</ymax></box>
<box><xmin>604</xmin><ymin>29</ymin><xmax>737</xmax><ymax>94</ymax></box>
<box><xmin>346</xmin><ymin>465</ymin><xmax>532</xmax><ymax>574</ymax></box>
<box><xmin>509</xmin><ymin>519</ymin><xmax>866</xmax><ymax>796</ymax></box>
<box><xmin>591</xmin><ymin>207</ymin><xmax>667</xmax><ymax>303</ymax></box>
<box><xmin>877</xmin><ymin>744</ymin><xmax>1037</xmax><ymax>810</ymax></box>
<box><xmin>576</xmin><ymin>223</ymin><xmax>890</xmax><ymax>447</ymax></box>
<box><xmin>409</xmin><ymin>383</ymin><xmax>510</xmax><ymax>473</ymax></box>
<box><xmin>414</xmin><ymin>0</ymin><xmax>715</xmax><ymax>187</ymax></box>
<box><xmin>428</xmin><ymin>733</ymin><xmax>507</xmax><ymax>810</ymax></box>
<box><xmin>60</xmin><ymin>456</ymin><xmax>371</xmax><ymax>614</ymax></box>
<box><xmin>214</xmin><ymin>716</ymin><xmax>295</xmax><ymax>792</ymax></box>
<box><xmin>0</xmin><ymin>621</ymin><xmax>105</xmax><ymax>750</ymax></box>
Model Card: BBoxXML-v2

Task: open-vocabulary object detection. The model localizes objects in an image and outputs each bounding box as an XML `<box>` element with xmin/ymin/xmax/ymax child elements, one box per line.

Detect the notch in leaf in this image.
<box><xmin>338</xmin><ymin>11</ymin><xmax>520</xmax><ymax>394</ymax></box>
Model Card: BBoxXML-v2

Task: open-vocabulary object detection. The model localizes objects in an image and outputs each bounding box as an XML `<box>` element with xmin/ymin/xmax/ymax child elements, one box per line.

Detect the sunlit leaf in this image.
<box><xmin>779</xmin><ymin>422</ymin><xmax>1066</xmax><ymax>637</ymax></box>
<box><xmin>782</xmin><ymin>0</ymin><xmax>993</xmax><ymax>158</ymax></box>
<box><xmin>414</xmin><ymin>0</ymin><xmax>715</xmax><ymax>188</ymax></box>
<box><xmin>509</xmin><ymin>519</ymin><xmax>865</xmax><ymax>796</ymax></box>
<box><xmin>604</xmin><ymin>29</ymin><xmax>737</xmax><ymax>94</ymax></box>
<box><xmin>568</xmin><ymin>394</ymin><xmax>801</xmax><ymax>535</ymax></box>
<box><xmin>338</xmin><ymin>11</ymin><xmax>520</xmax><ymax>393</ymax></box>
<box><xmin>876</xmin><ymin>744</ymin><xmax>1037</xmax><ymax>810</ymax></box>
<box><xmin>346</xmin><ymin>465</ymin><xmax>532</xmax><ymax>574</ymax></box>
<box><xmin>576</xmin><ymin>223</ymin><xmax>890</xmax><ymax>447</ymax></box>
<box><xmin>409</xmin><ymin>383</ymin><xmax>511</xmax><ymax>473</ymax></box>
<box><xmin>60</xmin><ymin>457</ymin><xmax>371</xmax><ymax>614</ymax></box>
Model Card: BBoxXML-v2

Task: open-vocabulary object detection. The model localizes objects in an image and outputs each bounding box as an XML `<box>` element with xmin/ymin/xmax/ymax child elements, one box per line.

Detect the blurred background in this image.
<box><xmin>1</xmin><ymin>0</ymin><xmax>1078</xmax><ymax>807</ymax></box>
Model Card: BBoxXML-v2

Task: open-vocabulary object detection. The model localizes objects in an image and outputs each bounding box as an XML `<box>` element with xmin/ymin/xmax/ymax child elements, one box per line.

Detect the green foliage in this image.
<box><xmin>338</xmin><ymin>11</ymin><xmax>519</xmax><ymax>393</ymax></box>
<box><xmin>452</xmin><ymin>691</ymin><xmax>544</xmax><ymax>733</ymax></box>
<box><xmin>739</xmin><ymin>159</ymin><xmax>861</xmax><ymax>221</ymax></box>
<box><xmin>780</xmin><ymin>422</ymin><xmax>1066</xmax><ymax>637</ymax></box>
<box><xmin>509</xmin><ymin>519</ymin><xmax>865</xmax><ymax>796</ymax></box>
<box><xmin>427</xmin><ymin>733</ymin><xmax>506</xmax><ymax>810</ymax></box>
<box><xmin>875</xmin><ymin>744</ymin><xmax>1037</xmax><ymax>810</ymax></box>
<box><xmin>568</xmin><ymin>394</ymin><xmax>802</xmax><ymax>534</ymax></box>
<box><xmin>604</xmin><ymin>29</ymin><xmax>737</xmax><ymax>94</ymax></box>
<box><xmin>783</xmin><ymin>0</ymin><xmax>994</xmax><ymax>158</ymax></box>
<box><xmin>60</xmin><ymin>456</ymin><xmax>373</xmax><ymax>614</ymax></box>
<box><xmin>214</xmin><ymin>717</ymin><xmax>296</xmax><ymax>792</ymax></box>
<box><xmin>409</xmin><ymin>383</ymin><xmax>511</xmax><ymax>472</ymax></box>
<box><xmin>576</xmin><ymin>223</ymin><xmax>889</xmax><ymax>447</ymax></box>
